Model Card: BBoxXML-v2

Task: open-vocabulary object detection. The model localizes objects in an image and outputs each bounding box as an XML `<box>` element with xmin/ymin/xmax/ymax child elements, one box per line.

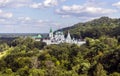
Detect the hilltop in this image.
<box><xmin>58</xmin><ymin>17</ymin><xmax>120</xmax><ymax>38</ymax></box>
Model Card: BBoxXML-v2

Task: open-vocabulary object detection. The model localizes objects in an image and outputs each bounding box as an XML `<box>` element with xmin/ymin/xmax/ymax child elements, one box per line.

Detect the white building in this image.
<box><xmin>66</xmin><ymin>31</ymin><xmax>72</xmax><ymax>43</ymax></box>
<box><xmin>49</xmin><ymin>27</ymin><xmax>53</xmax><ymax>40</ymax></box>
<box><xmin>43</xmin><ymin>28</ymin><xmax>86</xmax><ymax>45</ymax></box>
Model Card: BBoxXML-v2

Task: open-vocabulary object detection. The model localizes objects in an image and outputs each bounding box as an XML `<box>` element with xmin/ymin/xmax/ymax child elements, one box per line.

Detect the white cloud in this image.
<box><xmin>0</xmin><ymin>0</ymin><xmax>31</xmax><ymax>8</ymax></box>
<box><xmin>0</xmin><ymin>9</ymin><xmax>13</xmax><ymax>18</ymax></box>
<box><xmin>62</xmin><ymin>15</ymin><xmax>70</xmax><ymax>18</ymax></box>
<box><xmin>18</xmin><ymin>17</ymin><xmax>31</xmax><ymax>21</ymax></box>
<box><xmin>0</xmin><ymin>0</ymin><xmax>61</xmax><ymax>8</ymax></box>
<box><xmin>43</xmin><ymin>0</ymin><xmax>58</xmax><ymax>7</ymax></box>
<box><xmin>4</xmin><ymin>13</ymin><xmax>13</xmax><ymax>18</ymax></box>
<box><xmin>30</xmin><ymin>0</ymin><xmax>59</xmax><ymax>9</ymax></box>
<box><xmin>56</xmin><ymin>5</ymin><xmax>117</xmax><ymax>18</ymax></box>
<box><xmin>0</xmin><ymin>15</ymin><xmax>60</xmax><ymax>30</ymax></box>
<box><xmin>61</xmin><ymin>0</ymin><xmax>66</xmax><ymax>2</ymax></box>
<box><xmin>112</xmin><ymin>2</ymin><xmax>120</xmax><ymax>8</ymax></box>
<box><xmin>30</xmin><ymin>3</ymin><xmax>42</xmax><ymax>8</ymax></box>
<box><xmin>0</xmin><ymin>0</ymin><xmax>65</xmax><ymax>8</ymax></box>
<box><xmin>0</xmin><ymin>0</ymin><xmax>10</xmax><ymax>4</ymax></box>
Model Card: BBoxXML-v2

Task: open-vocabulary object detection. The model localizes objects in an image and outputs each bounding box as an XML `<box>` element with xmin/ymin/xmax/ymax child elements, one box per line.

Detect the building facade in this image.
<box><xmin>43</xmin><ymin>28</ymin><xmax>86</xmax><ymax>45</ymax></box>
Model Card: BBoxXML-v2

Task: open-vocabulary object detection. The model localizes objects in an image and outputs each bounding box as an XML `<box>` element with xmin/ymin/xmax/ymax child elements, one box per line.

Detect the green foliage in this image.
<box><xmin>0</xmin><ymin>43</ymin><xmax>9</xmax><ymax>52</ymax></box>
<box><xmin>16</xmin><ymin>66</ymin><xmax>29</xmax><ymax>76</ymax></box>
<box><xmin>110</xmin><ymin>72</ymin><xmax>120</xmax><ymax>76</ymax></box>
<box><xmin>29</xmin><ymin>68</ymin><xmax>45</xmax><ymax>76</ymax></box>
<box><xmin>0</xmin><ymin>35</ymin><xmax>120</xmax><ymax>76</ymax></box>
<box><xmin>11</xmin><ymin>37</ymin><xmax>46</xmax><ymax>51</ymax></box>
<box><xmin>93</xmin><ymin>63</ymin><xmax>107</xmax><ymax>76</ymax></box>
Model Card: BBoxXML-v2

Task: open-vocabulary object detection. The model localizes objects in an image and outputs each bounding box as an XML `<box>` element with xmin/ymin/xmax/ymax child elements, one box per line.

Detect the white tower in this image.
<box><xmin>49</xmin><ymin>27</ymin><xmax>53</xmax><ymax>40</ymax></box>
<box><xmin>66</xmin><ymin>31</ymin><xmax>72</xmax><ymax>43</ymax></box>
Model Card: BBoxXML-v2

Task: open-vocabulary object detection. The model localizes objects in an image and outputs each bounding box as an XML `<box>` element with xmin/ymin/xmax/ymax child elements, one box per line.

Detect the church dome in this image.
<box><xmin>32</xmin><ymin>34</ymin><xmax>42</xmax><ymax>39</ymax></box>
<box><xmin>37</xmin><ymin>34</ymin><xmax>42</xmax><ymax>38</ymax></box>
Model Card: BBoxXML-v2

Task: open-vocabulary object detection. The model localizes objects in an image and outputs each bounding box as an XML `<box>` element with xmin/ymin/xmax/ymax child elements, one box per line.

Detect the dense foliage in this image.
<box><xmin>0</xmin><ymin>36</ymin><xmax>119</xmax><ymax>76</ymax></box>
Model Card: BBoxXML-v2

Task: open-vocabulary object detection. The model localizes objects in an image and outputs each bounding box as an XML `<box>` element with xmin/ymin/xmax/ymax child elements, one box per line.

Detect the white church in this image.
<box><xmin>43</xmin><ymin>28</ymin><xmax>86</xmax><ymax>45</ymax></box>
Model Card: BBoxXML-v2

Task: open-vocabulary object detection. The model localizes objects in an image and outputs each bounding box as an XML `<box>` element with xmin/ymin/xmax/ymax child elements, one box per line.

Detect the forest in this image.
<box><xmin>0</xmin><ymin>17</ymin><xmax>120</xmax><ymax>76</ymax></box>
<box><xmin>58</xmin><ymin>17</ymin><xmax>120</xmax><ymax>39</ymax></box>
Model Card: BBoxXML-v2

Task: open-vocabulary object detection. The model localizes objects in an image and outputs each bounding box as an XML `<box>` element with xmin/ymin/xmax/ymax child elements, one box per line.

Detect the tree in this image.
<box><xmin>110</xmin><ymin>72</ymin><xmax>120</xmax><ymax>76</ymax></box>
<box><xmin>93</xmin><ymin>63</ymin><xmax>107</xmax><ymax>76</ymax></box>
<box><xmin>0</xmin><ymin>43</ymin><xmax>9</xmax><ymax>52</ymax></box>
<box><xmin>29</xmin><ymin>69</ymin><xmax>45</xmax><ymax>76</ymax></box>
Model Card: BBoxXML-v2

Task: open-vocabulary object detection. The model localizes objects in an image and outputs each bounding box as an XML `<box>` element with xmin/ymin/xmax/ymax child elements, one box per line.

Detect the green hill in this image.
<box><xmin>58</xmin><ymin>17</ymin><xmax>120</xmax><ymax>38</ymax></box>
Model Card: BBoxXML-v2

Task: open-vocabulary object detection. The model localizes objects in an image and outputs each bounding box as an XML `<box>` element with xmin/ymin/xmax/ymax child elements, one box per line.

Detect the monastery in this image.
<box><xmin>33</xmin><ymin>28</ymin><xmax>86</xmax><ymax>45</ymax></box>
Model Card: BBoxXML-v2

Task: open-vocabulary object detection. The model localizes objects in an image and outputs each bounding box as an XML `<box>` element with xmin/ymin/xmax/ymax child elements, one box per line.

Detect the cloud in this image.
<box><xmin>30</xmin><ymin>3</ymin><xmax>42</xmax><ymax>8</ymax></box>
<box><xmin>0</xmin><ymin>9</ymin><xmax>13</xmax><ymax>18</ymax></box>
<box><xmin>16</xmin><ymin>17</ymin><xmax>45</xmax><ymax>26</ymax></box>
<box><xmin>56</xmin><ymin>5</ymin><xmax>117</xmax><ymax>18</ymax></box>
<box><xmin>62</xmin><ymin>15</ymin><xmax>70</xmax><ymax>18</ymax></box>
<box><xmin>43</xmin><ymin>0</ymin><xmax>58</xmax><ymax>7</ymax></box>
<box><xmin>18</xmin><ymin>17</ymin><xmax>31</xmax><ymax>21</ymax></box>
<box><xmin>30</xmin><ymin>0</ymin><xmax>60</xmax><ymax>8</ymax></box>
<box><xmin>0</xmin><ymin>15</ymin><xmax>60</xmax><ymax>33</ymax></box>
<box><xmin>61</xmin><ymin>0</ymin><xmax>66</xmax><ymax>2</ymax></box>
<box><xmin>112</xmin><ymin>2</ymin><xmax>120</xmax><ymax>8</ymax></box>
<box><xmin>0</xmin><ymin>0</ymin><xmax>32</xmax><ymax>8</ymax></box>
<box><xmin>0</xmin><ymin>0</ymin><xmax>63</xmax><ymax>8</ymax></box>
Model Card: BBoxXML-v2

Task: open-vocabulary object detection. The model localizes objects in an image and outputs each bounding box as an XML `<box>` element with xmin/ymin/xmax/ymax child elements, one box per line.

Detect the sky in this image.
<box><xmin>0</xmin><ymin>0</ymin><xmax>120</xmax><ymax>33</ymax></box>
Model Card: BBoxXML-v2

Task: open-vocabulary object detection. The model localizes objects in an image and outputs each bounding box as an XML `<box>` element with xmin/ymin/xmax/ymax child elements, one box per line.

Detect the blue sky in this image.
<box><xmin>0</xmin><ymin>0</ymin><xmax>120</xmax><ymax>33</ymax></box>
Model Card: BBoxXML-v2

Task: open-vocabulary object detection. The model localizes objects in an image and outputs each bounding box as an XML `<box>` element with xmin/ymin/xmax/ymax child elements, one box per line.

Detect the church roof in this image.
<box><xmin>37</xmin><ymin>34</ymin><xmax>42</xmax><ymax>38</ymax></box>
<box><xmin>32</xmin><ymin>34</ymin><xmax>42</xmax><ymax>39</ymax></box>
<box><xmin>66</xmin><ymin>31</ymin><xmax>71</xmax><ymax>40</ymax></box>
<box><xmin>50</xmin><ymin>28</ymin><xmax>52</xmax><ymax>33</ymax></box>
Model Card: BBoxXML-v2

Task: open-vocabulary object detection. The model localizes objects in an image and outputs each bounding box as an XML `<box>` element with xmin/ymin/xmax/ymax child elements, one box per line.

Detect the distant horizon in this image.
<box><xmin>0</xmin><ymin>16</ymin><xmax>119</xmax><ymax>33</ymax></box>
<box><xmin>0</xmin><ymin>0</ymin><xmax>120</xmax><ymax>33</ymax></box>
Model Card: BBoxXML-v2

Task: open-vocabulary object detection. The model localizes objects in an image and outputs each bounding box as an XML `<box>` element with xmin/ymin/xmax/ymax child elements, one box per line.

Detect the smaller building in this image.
<box><xmin>32</xmin><ymin>34</ymin><xmax>42</xmax><ymax>41</ymax></box>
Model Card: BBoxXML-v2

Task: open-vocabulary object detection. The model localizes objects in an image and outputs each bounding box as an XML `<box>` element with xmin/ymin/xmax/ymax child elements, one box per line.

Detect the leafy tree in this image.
<box><xmin>0</xmin><ymin>43</ymin><xmax>9</xmax><ymax>52</ymax></box>
<box><xmin>110</xmin><ymin>72</ymin><xmax>120</xmax><ymax>76</ymax></box>
<box><xmin>93</xmin><ymin>63</ymin><xmax>107</xmax><ymax>76</ymax></box>
<box><xmin>29</xmin><ymin>69</ymin><xmax>45</xmax><ymax>76</ymax></box>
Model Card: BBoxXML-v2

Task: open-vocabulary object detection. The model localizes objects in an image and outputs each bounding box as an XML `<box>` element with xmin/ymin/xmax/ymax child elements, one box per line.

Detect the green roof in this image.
<box><xmin>50</xmin><ymin>28</ymin><xmax>52</xmax><ymax>33</ymax></box>
<box><xmin>32</xmin><ymin>34</ymin><xmax>42</xmax><ymax>39</ymax></box>
<box><xmin>37</xmin><ymin>34</ymin><xmax>42</xmax><ymax>38</ymax></box>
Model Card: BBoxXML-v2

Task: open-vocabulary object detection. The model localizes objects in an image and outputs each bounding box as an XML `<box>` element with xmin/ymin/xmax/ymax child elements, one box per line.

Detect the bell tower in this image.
<box><xmin>66</xmin><ymin>31</ymin><xmax>72</xmax><ymax>43</ymax></box>
<box><xmin>49</xmin><ymin>27</ymin><xmax>53</xmax><ymax>39</ymax></box>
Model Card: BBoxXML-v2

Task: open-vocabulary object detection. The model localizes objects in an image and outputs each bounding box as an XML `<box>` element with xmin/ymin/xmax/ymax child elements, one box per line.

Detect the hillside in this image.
<box><xmin>58</xmin><ymin>17</ymin><xmax>120</xmax><ymax>38</ymax></box>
